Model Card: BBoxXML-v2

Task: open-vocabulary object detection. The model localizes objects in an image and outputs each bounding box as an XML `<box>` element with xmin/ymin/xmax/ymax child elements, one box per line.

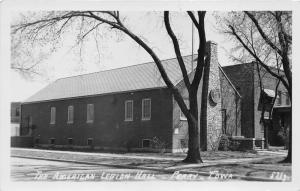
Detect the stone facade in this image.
<box><xmin>203</xmin><ymin>42</ymin><xmax>223</xmax><ymax>150</ymax></box>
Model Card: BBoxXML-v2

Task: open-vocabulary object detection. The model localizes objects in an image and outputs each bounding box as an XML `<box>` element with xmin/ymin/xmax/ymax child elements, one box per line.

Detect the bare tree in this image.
<box><xmin>216</xmin><ymin>11</ymin><xmax>292</xmax><ymax>162</ymax></box>
<box><xmin>12</xmin><ymin>11</ymin><xmax>211</xmax><ymax>163</ymax></box>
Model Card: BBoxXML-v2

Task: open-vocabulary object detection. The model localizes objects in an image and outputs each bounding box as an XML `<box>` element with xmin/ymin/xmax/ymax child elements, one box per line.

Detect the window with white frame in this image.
<box><xmin>67</xmin><ymin>105</ymin><xmax>74</xmax><ymax>124</ymax></box>
<box><xmin>50</xmin><ymin>107</ymin><xmax>56</xmax><ymax>124</ymax></box>
<box><xmin>180</xmin><ymin>100</ymin><xmax>189</xmax><ymax>120</ymax></box>
<box><xmin>125</xmin><ymin>100</ymin><xmax>133</xmax><ymax>121</ymax></box>
<box><xmin>142</xmin><ymin>98</ymin><xmax>151</xmax><ymax>120</ymax></box>
<box><xmin>87</xmin><ymin>104</ymin><xmax>94</xmax><ymax>123</ymax></box>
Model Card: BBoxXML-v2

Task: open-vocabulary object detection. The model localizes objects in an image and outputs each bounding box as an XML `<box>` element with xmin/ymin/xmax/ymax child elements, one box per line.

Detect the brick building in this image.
<box><xmin>223</xmin><ymin>63</ymin><xmax>291</xmax><ymax>147</ymax></box>
<box><xmin>20</xmin><ymin>41</ymin><xmax>242</xmax><ymax>152</ymax></box>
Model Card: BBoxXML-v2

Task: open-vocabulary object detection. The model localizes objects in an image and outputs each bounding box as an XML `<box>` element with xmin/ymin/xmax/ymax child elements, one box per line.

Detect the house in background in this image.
<box><xmin>11</xmin><ymin>102</ymin><xmax>21</xmax><ymax>136</ymax></box>
<box><xmin>20</xmin><ymin>41</ymin><xmax>242</xmax><ymax>152</ymax></box>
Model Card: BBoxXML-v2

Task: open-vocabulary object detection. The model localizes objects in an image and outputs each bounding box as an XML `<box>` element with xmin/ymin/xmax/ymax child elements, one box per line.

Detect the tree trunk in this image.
<box><xmin>183</xmin><ymin>118</ymin><xmax>203</xmax><ymax>163</ymax></box>
<box><xmin>264</xmin><ymin>122</ymin><xmax>269</xmax><ymax>149</ymax></box>
<box><xmin>281</xmin><ymin>87</ymin><xmax>292</xmax><ymax>163</ymax></box>
<box><xmin>183</xmin><ymin>92</ymin><xmax>203</xmax><ymax>163</ymax></box>
<box><xmin>282</xmin><ymin>104</ymin><xmax>292</xmax><ymax>163</ymax></box>
<box><xmin>200</xmin><ymin>53</ymin><xmax>210</xmax><ymax>150</ymax></box>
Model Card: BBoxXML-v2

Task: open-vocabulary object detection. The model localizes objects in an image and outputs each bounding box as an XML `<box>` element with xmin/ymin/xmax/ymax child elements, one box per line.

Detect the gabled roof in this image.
<box><xmin>24</xmin><ymin>55</ymin><xmax>197</xmax><ymax>103</ymax></box>
<box><xmin>218</xmin><ymin>65</ymin><xmax>241</xmax><ymax>98</ymax></box>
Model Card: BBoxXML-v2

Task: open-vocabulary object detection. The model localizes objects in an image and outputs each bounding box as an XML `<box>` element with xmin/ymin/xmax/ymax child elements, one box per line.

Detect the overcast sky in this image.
<box><xmin>11</xmin><ymin>11</ymin><xmax>235</xmax><ymax>102</ymax></box>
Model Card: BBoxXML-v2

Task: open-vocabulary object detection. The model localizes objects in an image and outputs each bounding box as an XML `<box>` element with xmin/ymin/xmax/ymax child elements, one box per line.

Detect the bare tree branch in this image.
<box><xmin>191</xmin><ymin>11</ymin><xmax>206</xmax><ymax>90</ymax></box>
<box><xmin>187</xmin><ymin>11</ymin><xmax>199</xmax><ymax>29</ymax></box>
<box><xmin>228</xmin><ymin>25</ymin><xmax>289</xmax><ymax>91</ymax></box>
<box><xmin>245</xmin><ymin>11</ymin><xmax>283</xmax><ymax>57</ymax></box>
<box><xmin>164</xmin><ymin>11</ymin><xmax>191</xmax><ymax>90</ymax></box>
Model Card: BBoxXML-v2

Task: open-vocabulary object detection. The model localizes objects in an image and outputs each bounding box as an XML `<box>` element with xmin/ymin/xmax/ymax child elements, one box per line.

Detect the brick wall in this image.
<box><xmin>222</xmin><ymin>63</ymin><xmax>255</xmax><ymax>138</ymax></box>
<box><xmin>171</xmin><ymin>69</ymin><xmax>203</xmax><ymax>152</ymax></box>
<box><xmin>171</xmin><ymin>78</ymin><xmax>190</xmax><ymax>152</ymax></box>
<box><xmin>219</xmin><ymin>68</ymin><xmax>242</xmax><ymax>136</ymax></box>
<box><xmin>11</xmin><ymin>136</ymin><xmax>33</xmax><ymax>147</ymax></box>
<box><xmin>21</xmin><ymin>88</ymin><xmax>174</xmax><ymax>151</ymax></box>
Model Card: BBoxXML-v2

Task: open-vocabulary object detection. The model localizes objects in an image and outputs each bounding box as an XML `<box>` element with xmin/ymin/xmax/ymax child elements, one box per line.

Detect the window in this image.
<box><xmin>49</xmin><ymin>138</ymin><xmax>55</xmax><ymax>144</ymax></box>
<box><xmin>174</xmin><ymin>127</ymin><xmax>179</xmax><ymax>134</ymax></box>
<box><xmin>125</xmin><ymin>100</ymin><xmax>133</xmax><ymax>121</ymax></box>
<box><xmin>180</xmin><ymin>139</ymin><xmax>188</xmax><ymax>149</ymax></box>
<box><xmin>180</xmin><ymin>139</ymin><xmax>188</xmax><ymax>153</ymax></box>
<box><xmin>142</xmin><ymin>98</ymin><xmax>151</xmax><ymax>120</ymax></box>
<box><xmin>15</xmin><ymin>108</ymin><xmax>20</xmax><ymax>117</ymax></box>
<box><xmin>276</xmin><ymin>91</ymin><xmax>282</xmax><ymax>105</ymax></box>
<box><xmin>87</xmin><ymin>104</ymin><xmax>94</xmax><ymax>123</ymax></box>
<box><xmin>67</xmin><ymin>105</ymin><xmax>74</xmax><ymax>124</ymax></box>
<box><xmin>27</xmin><ymin>116</ymin><xmax>33</xmax><ymax>135</ymax></box>
<box><xmin>28</xmin><ymin>116</ymin><xmax>33</xmax><ymax>127</ymax></box>
<box><xmin>142</xmin><ymin>139</ymin><xmax>151</xmax><ymax>148</ymax></box>
<box><xmin>50</xmin><ymin>107</ymin><xmax>56</xmax><ymax>124</ymax></box>
<box><xmin>180</xmin><ymin>100</ymin><xmax>189</xmax><ymax>120</ymax></box>
<box><xmin>285</xmin><ymin>93</ymin><xmax>290</xmax><ymax>105</ymax></box>
<box><xmin>87</xmin><ymin>138</ymin><xmax>93</xmax><ymax>146</ymax></box>
<box><xmin>68</xmin><ymin>138</ymin><xmax>73</xmax><ymax>145</ymax></box>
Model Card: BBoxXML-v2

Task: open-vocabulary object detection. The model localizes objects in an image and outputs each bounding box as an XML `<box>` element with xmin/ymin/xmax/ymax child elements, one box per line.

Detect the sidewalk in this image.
<box><xmin>11</xmin><ymin>148</ymin><xmax>291</xmax><ymax>181</ymax></box>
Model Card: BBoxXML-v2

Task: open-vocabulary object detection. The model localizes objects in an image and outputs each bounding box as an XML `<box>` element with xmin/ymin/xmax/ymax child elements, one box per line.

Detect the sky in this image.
<box><xmin>10</xmin><ymin>11</ymin><xmax>235</xmax><ymax>102</ymax></box>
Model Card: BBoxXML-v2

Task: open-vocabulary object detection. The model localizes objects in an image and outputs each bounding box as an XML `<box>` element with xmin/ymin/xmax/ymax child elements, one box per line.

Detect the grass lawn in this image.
<box><xmin>187</xmin><ymin>156</ymin><xmax>291</xmax><ymax>181</ymax></box>
<box><xmin>12</xmin><ymin>148</ymin><xmax>291</xmax><ymax>181</ymax></box>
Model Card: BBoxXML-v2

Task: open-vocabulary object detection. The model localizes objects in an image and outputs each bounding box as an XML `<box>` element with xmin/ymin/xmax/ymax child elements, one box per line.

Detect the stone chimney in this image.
<box><xmin>200</xmin><ymin>41</ymin><xmax>222</xmax><ymax>151</ymax></box>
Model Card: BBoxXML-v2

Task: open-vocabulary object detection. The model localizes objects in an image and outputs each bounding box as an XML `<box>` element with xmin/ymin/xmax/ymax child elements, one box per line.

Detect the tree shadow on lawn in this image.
<box><xmin>251</xmin><ymin>156</ymin><xmax>290</xmax><ymax>165</ymax></box>
<box><xmin>127</xmin><ymin>160</ymin><xmax>218</xmax><ymax>170</ymax></box>
<box><xmin>127</xmin><ymin>159</ymin><xmax>179</xmax><ymax>168</ymax></box>
<box><xmin>193</xmin><ymin>159</ymin><xmax>291</xmax><ymax>178</ymax></box>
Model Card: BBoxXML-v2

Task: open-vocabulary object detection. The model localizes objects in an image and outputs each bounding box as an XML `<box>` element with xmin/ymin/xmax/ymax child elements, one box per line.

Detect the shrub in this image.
<box><xmin>277</xmin><ymin>127</ymin><xmax>289</xmax><ymax>149</ymax></box>
<box><xmin>228</xmin><ymin>139</ymin><xmax>240</xmax><ymax>151</ymax></box>
<box><xmin>152</xmin><ymin>136</ymin><xmax>167</xmax><ymax>153</ymax></box>
<box><xmin>218</xmin><ymin>134</ymin><xmax>230</xmax><ymax>151</ymax></box>
<box><xmin>218</xmin><ymin>134</ymin><xmax>241</xmax><ymax>151</ymax></box>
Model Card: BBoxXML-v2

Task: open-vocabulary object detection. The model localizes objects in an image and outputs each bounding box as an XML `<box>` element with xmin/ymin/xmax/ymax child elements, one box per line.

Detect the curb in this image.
<box><xmin>12</xmin><ymin>155</ymin><xmax>282</xmax><ymax>182</ymax></box>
